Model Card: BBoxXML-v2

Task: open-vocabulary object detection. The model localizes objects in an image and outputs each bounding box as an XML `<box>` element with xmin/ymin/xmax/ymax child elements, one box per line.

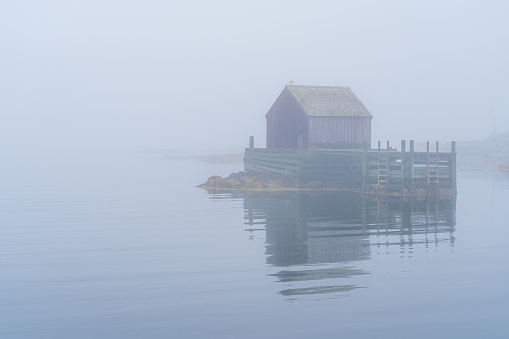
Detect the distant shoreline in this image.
<box><xmin>191</xmin><ymin>153</ymin><xmax>243</xmax><ymax>164</ymax></box>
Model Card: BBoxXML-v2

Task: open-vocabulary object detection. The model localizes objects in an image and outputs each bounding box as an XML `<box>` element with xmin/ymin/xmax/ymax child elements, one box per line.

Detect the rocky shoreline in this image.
<box><xmin>199</xmin><ymin>171</ymin><xmax>455</xmax><ymax>198</ymax></box>
<box><xmin>198</xmin><ymin>171</ymin><xmax>297</xmax><ymax>191</ymax></box>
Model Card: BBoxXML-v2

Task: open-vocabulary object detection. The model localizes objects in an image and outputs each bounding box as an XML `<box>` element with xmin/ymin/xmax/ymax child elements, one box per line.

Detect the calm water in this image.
<box><xmin>1</xmin><ymin>150</ymin><xmax>509</xmax><ymax>338</ymax></box>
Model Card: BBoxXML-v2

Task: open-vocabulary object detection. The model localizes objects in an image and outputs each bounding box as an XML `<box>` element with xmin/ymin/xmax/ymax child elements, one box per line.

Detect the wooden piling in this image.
<box><xmin>426</xmin><ymin>141</ymin><xmax>430</xmax><ymax>185</ymax></box>
<box><xmin>249</xmin><ymin>136</ymin><xmax>254</xmax><ymax>150</ymax></box>
<box><xmin>451</xmin><ymin>141</ymin><xmax>456</xmax><ymax>194</ymax></box>
<box><xmin>386</xmin><ymin>141</ymin><xmax>390</xmax><ymax>190</ymax></box>
<box><xmin>401</xmin><ymin>140</ymin><xmax>406</xmax><ymax>194</ymax></box>
<box><xmin>436</xmin><ymin>141</ymin><xmax>440</xmax><ymax>186</ymax></box>
<box><xmin>410</xmin><ymin>140</ymin><xmax>414</xmax><ymax>192</ymax></box>
<box><xmin>377</xmin><ymin>141</ymin><xmax>381</xmax><ymax>187</ymax></box>
<box><xmin>362</xmin><ymin>145</ymin><xmax>367</xmax><ymax>191</ymax></box>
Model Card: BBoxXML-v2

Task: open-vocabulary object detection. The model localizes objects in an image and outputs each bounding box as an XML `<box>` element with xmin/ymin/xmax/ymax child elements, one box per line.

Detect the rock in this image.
<box><xmin>200</xmin><ymin>175</ymin><xmax>236</xmax><ymax>189</ymax></box>
<box><xmin>198</xmin><ymin>171</ymin><xmax>295</xmax><ymax>191</ymax></box>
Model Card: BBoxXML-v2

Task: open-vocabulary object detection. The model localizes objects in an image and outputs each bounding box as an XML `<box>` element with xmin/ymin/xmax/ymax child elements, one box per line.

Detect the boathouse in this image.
<box><xmin>244</xmin><ymin>84</ymin><xmax>456</xmax><ymax>195</ymax></box>
<box><xmin>266</xmin><ymin>85</ymin><xmax>372</xmax><ymax>149</ymax></box>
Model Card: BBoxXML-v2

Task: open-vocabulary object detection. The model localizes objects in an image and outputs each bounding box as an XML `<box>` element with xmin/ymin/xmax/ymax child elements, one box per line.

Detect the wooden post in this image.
<box><xmin>376</xmin><ymin>140</ymin><xmax>381</xmax><ymax>189</ymax></box>
<box><xmin>386</xmin><ymin>141</ymin><xmax>390</xmax><ymax>190</ymax></box>
<box><xmin>401</xmin><ymin>140</ymin><xmax>406</xmax><ymax>194</ymax></box>
<box><xmin>377</xmin><ymin>141</ymin><xmax>381</xmax><ymax>187</ymax></box>
<box><xmin>451</xmin><ymin>141</ymin><xmax>457</xmax><ymax>194</ymax></box>
<box><xmin>362</xmin><ymin>145</ymin><xmax>368</xmax><ymax>191</ymax></box>
<box><xmin>249</xmin><ymin>136</ymin><xmax>254</xmax><ymax>150</ymax></box>
<box><xmin>298</xmin><ymin>135</ymin><xmax>303</xmax><ymax>149</ymax></box>
<box><xmin>436</xmin><ymin>141</ymin><xmax>440</xmax><ymax>187</ymax></box>
<box><xmin>426</xmin><ymin>141</ymin><xmax>430</xmax><ymax>185</ymax></box>
<box><xmin>410</xmin><ymin>140</ymin><xmax>414</xmax><ymax>193</ymax></box>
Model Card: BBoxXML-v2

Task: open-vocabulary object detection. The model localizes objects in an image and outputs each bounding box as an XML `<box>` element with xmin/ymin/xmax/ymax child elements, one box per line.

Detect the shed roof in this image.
<box><xmin>287</xmin><ymin>85</ymin><xmax>372</xmax><ymax>117</ymax></box>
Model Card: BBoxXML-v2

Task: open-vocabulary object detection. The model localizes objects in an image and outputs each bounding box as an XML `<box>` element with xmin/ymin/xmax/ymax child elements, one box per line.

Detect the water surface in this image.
<box><xmin>1</xmin><ymin>151</ymin><xmax>508</xmax><ymax>338</ymax></box>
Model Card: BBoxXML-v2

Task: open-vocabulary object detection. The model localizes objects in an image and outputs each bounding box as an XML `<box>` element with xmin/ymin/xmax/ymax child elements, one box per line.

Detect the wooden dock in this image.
<box><xmin>244</xmin><ymin>140</ymin><xmax>456</xmax><ymax>195</ymax></box>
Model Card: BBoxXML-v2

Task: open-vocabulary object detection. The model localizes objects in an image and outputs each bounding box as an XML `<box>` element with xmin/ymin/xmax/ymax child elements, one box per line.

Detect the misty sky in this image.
<box><xmin>1</xmin><ymin>0</ymin><xmax>508</xmax><ymax>154</ymax></box>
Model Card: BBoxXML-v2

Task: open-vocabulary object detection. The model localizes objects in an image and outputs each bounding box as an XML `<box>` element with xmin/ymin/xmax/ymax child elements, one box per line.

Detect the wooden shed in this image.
<box><xmin>266</xmin><ymin>85</ymin><xmax>372</xmax><ymax>149</ymax></box>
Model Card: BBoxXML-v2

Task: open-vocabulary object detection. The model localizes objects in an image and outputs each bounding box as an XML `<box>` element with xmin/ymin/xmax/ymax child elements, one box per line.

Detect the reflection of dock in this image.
<box><xmin>242</xmin><ymin>191</ymin><xmax>456</xmax><ymax>299</ymax></box>
<box><xmin>244</xmin><ymin>191</ymin><xmax>456</xmax><ymax>267</ymax></box>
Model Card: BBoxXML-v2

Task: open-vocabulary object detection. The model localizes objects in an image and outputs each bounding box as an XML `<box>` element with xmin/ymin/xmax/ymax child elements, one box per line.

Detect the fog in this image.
<box><xmin>1</xmin><ymin>0</ymin><xmax>508</xmax><ymax>155</ymax></box>
<box><xmin>3</xmin><ymin>3</ymin><xmax>509</xmax><ymax>337</ymax></box>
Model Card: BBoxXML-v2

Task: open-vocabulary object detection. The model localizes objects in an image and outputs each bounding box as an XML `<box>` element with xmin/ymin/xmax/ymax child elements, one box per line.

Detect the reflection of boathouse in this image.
<box><xmin>245</xmin><ymin>191</ymin><xmax>370</xmax><ymax>266</ymax></box>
